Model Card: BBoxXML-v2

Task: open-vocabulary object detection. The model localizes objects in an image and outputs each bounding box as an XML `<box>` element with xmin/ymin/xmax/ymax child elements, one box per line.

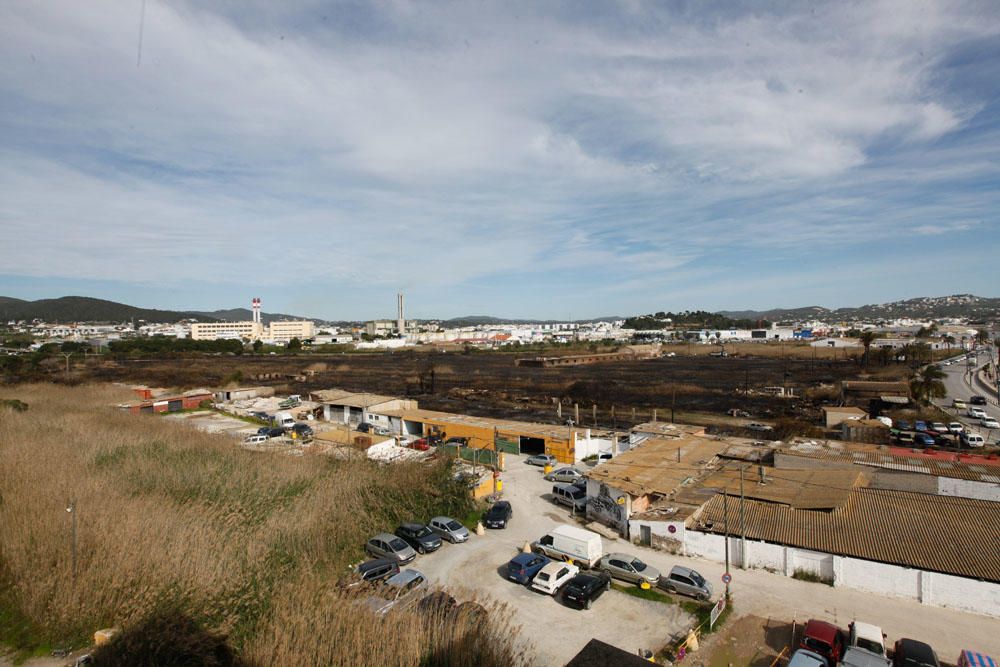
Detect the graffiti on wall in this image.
<box><xmin>588</xmin><ymin>483</ymin><xmax>626</xmax><ymax>533</ymax></box>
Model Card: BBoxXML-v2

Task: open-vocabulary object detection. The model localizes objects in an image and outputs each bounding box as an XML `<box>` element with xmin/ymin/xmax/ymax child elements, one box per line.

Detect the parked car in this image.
<box><xmin>948</xmin><ymin>422</ymin><xmax>965</xmax><ymax>434</ymax></box>
<box><xmin>914</xmin><ymin>421</ymin><xmax>928</xmax><ymax>432</ymax></box>
<box><xmin>507</xmin><ymin>553</ymin><xmax>550</xmax><ymax>584</ymax></box>
<box><xmin>952</xmin><ymin>399</ymin><xmax>967</xmax><ymax>409</ymax></box>
<box><xmin>892</xmin><ymin>638</ymin><xmax>940</xmax><ymax>667</ymax></box>
<box><xmin>243</xmin><ymin>434</ymin><xmax>268</xmax><ymax>444</ymax></box>
<box><xmin>970</xmin><ymin>395</ymin><xmax>988</xmax><ymax>405</ymax></box>
<box><xmin>444</xmin><ymin>437</ymin><xmax>469</xmax><ymax>446</ymax></box>
<box><xmin>551</xmin><ymin>483</ymin><xmax>587</xmax><ymax>512</ymax></box>
<box><xmin>291</xmin><ymin>423</ymin><xmax>314</xmax><ymax>438</ymax></box>
<box><xmin>561</xmin><ymin>570</ymin><xmax>612</xmax><ymax>609</ymax></box>
<box><xmin>250</xmin><ymin>411</ymin><xmax>271</xmax><ymax>421</ymax></box>
<box><xmin>571</xmin><ymin>477</ymin><xmax>588</xmax><ymax>490</ymax></box>
<box><xmin>256</xmin><ymin>426</ymin><xmax>271</xmax><ymax>435</ymax></box>
<box><xmin>532</xmin><ymin>525</ymin><xmax>603</xmax><ymax>568</ymax></box>
<box><xmin>266</xmin><ymin>427</ymin><xmax>285</xmax><ymax>439</ymax></box>
<box><xmin>895</xmin><ymin>432</ymin><xmax>915</xmax><ymax>445</ymax></box>
<box><xmin>848</xmin><ymin>621</ymin><xmax>887</xmax><ymax>658</ymax></box>
<box><xmin>968</xmin><ymin>407</ymin><xmax>987</xmax><ymax>419</ymax></box>
<box><xmin>407</xmin><ymin>438</ymin><xmax>430</xmax><ymax>451</ymax></box>
<box><xmin>658</xmin><ymin>565</ymin><xmax>712</xmax><ymax>601</ymax></box>
<box><xmin>353</xmin><ymin>558</ymin><xmax>400</xmax><ymax>584</ymax></box>
<box><xmin>800</xmin><ymin>619</ymin><xmax>845</xmax><ymax>664</ymax></box>
<box><xmin>930</xmin><ymin>422</ymin><xmax>949</xmax><ymax>435</ymax></box>
<box><xmin>544</xmin><ymin>467</ymin><xmax>584</xmax><ymax>483</ymax></box>
<box><xmin>598</xmin><ymin>552</ymin><xmax>660</xmax><ymax>586</ymax></box>
<box><xmin>362</xmin><ymin>569</ymin><xmax>427</xmax><ymax>616</ymax></box>
<box><xmin>365</xmin><ymin>533</ymin><xmax>417</xmax><ymax>564</ymax></box>
<box><xmin>913</xmin><ymin>432</ymin><xmax>935</xmax><ymax>447</ymax></box>
<box><xmin>483</xmin><ymin>501</ymin><xmax>512</xmax><ymax>529</ymax></box>
<box><xmin>895</xmin><ymin>419</ymin><xmax>912</xmax><ymax>432</ymax></box>
<box><xmin>526</xmin><ymin>454</ymin><xmax>558</xmax><ymax>467</ymax></box>
<box><xmin>961</xmin><ymin>433</ymin><xmax>985</xmax><ymax>448</ymax></box>
<box><xmin>428</xmin><ymin>516</ymin><xmax>470</xmax><ymax>543</ymax></box>
<box><xmin>981</xmin><ymin>417</ymin><xmax>999</xmax><ymax>429</ymax></box>
<box><xmin>530</xmin><ymin>561</ymin><xmax>579</xmax><ymax>595</ymax></box>
<box><xmin>357</xmin><ymin>422</ymin><xmax>375</xmax><ymax>433</ymax></box>
<box><xmin>842</xmin><ymin>647</ymin><xmax>890</xmax><ymax>667</ymax></box>
<box><xmin>394</xmin><ymin>523</ymin><xmax>442</xmax><ymax>554</ymax></box>
<box><xmin>788</xmin><ymin>649</ymin><xmax>830</xmax><ymax>667</ymax></box>
<box><xmin>746</xmin><ymin>422</ymin><xmax>774</xmax><ymax>432</ymax></box>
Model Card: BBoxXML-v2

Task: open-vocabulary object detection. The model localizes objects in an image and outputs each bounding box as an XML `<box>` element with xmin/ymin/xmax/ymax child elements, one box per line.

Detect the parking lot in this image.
<box><xmin>404</xmin><ymin>455</ymin><xmax>695</xmax><ymax>665</ymax></box>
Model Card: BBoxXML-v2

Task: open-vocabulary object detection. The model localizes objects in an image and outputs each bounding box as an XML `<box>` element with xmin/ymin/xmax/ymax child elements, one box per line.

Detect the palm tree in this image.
<box><xmin>910</xmin><ymin>364</ymin><xmax>946</xmax><ymax>406</ymax></box>
<box><xmin>858</xmin><ymin>330</ymin><xmax>878</xmax><ymax>368</ymax></box>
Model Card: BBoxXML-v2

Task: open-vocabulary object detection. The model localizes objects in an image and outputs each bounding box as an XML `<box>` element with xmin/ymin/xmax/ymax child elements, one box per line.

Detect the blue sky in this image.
<box><xmin>1</xmin><ymin>1</ymin><xmax>999</xmax><ymax>321</ymax></box>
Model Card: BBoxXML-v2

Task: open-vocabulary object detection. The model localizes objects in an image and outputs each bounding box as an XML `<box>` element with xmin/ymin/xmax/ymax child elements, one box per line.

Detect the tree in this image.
<box><xmin>252</xmin><ymin>339</ymin><xmax>263</xmax><ymax>353</ymax></box>
<box><xmin>858</xmin><ymin>330</ymin><xmax>878</xmax><ymax>367</ymax></box>
<box><xmin>910</xmin><ymin>364</ymin><xmax>946</xmax><ymax>406</ymax></box>
<box><xmin>287</xmin><ymin>337</ymin><xmax>302</xmax><ymax>352</ymax></box>
<box><xmin>976</xmin><ymin>329</ymin><xmax>990</xmax><ymax>346</ymax></box>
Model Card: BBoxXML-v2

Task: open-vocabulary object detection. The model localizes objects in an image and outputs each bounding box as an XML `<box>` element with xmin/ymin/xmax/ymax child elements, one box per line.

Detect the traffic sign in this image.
<box><xmin>721</xmin><ymin>572</ymin><xmax>732</xmax><ymax>584</ymax></box>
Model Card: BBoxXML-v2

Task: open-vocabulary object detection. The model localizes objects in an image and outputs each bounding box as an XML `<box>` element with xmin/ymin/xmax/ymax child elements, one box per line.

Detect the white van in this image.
<box><xmin>274</xmin><ymin>411</ymin><xmax>296</xmax><ymax>430</ymax></box>
<box><xmin>962</xmin><ymin>433</ymin><xmax>985</xmax><ymax>448</ymax></box>
<box><xmin>532</xmin><ymin>525</ymin><xmax>603</xmax><ymax>568</ymax></box>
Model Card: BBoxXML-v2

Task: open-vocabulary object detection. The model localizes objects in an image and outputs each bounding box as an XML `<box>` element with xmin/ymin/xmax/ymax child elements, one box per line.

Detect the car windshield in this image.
<box><xmin>412</xmin><ymin>526</ymin><xmax>431</xmax><ymax>537</ymax></box>
<box><xmin>536</xmin><ymin>572</ymin><xmax>549</xmax><ymax>581</ymax></box>
<box><xmin>570</xmin><ymin>489</ymin><xmax>585</xmax><ymax>499</ymax></box>
<box><xmin>446</xmin><ymin>520</ymin><xmax>462</xmax><ymax>531</ymax></box>
<box><xmin>690</xmin><ymin>572</ymin><xmax>706</xmax><ymax>586</ymax></box>
<box><xmin>855</xmin><ymin>638</ymin><xmax>883</xmax><ymax>655</ymax></box>
<box><xmin>388</xmin><ymin>538</ymin><xmax>408</xmax><ymax>551</ymax></box>
<box><xmin>631</xmin><ymin>558</ymin><xmax>647</xmax><ymax>571</ymax></box>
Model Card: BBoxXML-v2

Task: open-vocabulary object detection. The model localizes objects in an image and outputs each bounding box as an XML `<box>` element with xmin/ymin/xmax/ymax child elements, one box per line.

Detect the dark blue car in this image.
<box><xmin>507</xmin><ymin>553</ymin><xmax>550</xmax><ymax>584</ymax></box>
<box><xmin>913</xmin><ymin>432</ymin><xmax>935</xmax><ymax>447</ymax></box>
<box><xmin>895</xmin><ymin>420</ymin><xmax>911</xmax><ymax>431</ymax></box>
<box><xmin>914</xmin><ymin>421</ymin><xmax>928</xmax><ymax>432</ymax></box>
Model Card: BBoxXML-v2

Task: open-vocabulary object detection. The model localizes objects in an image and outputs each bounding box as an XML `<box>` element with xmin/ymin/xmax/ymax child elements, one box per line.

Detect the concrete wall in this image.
<box><xmin>678</xmin><ymin>529</ymin><xmax>1000</xmax><ymax>618</ymax></box>
<box><xmin>937</xmin><ymin>476</ymin><xmax>1000</xmax><ymax>501</ymax></box>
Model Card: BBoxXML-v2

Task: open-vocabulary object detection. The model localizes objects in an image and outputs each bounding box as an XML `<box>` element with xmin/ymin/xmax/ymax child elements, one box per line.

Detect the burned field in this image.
<box><xmin>87</xmin><ymin>349</ymin><xmax>874</xmax><ymax>428</ymax></box>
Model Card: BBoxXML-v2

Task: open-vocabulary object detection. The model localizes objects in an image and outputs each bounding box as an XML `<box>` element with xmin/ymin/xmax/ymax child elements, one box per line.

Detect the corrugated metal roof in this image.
<box><xmin>693</xmin><ymin>488</ymin><xmax>1000</xmax><ymax>582</ymax></box>
<box><xmin>779</xmin><ymin>446</ymin><xmax>1000</xmax><ymax>483</ymax></box>
<box><xmin>695</xmin><ymin>468</ymin><xmax>863</xmax><ymax>510</ymax></box>
<box><xmin>586</xmin><ymin>435</ymin><xmax>730</xmax><ymax>496</ymax></box>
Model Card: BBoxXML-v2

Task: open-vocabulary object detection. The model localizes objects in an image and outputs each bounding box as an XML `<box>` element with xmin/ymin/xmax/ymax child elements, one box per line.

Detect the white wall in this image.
<box><xmin>679</xmin><ymin>529</ymin><xmax>1000</xmax><ymax>618</ymax></box>
<box><xmin>937</xmin><ymin>476</ymin><xmax>1000</xmax><ymax>501</ymax></box>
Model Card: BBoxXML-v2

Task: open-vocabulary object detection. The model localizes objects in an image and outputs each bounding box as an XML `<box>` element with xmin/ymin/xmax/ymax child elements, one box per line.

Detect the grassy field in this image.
<box><xmin>0</xmin><ymin>384</ymin><xmax>529</xmax><ymax>666</ymax></box>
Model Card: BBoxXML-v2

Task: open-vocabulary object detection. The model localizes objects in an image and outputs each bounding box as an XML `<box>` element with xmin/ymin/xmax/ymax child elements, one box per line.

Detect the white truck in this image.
<box><xmin>532</xmin><ymin>525</ymin><xmax>603</xmax><ymax>568</ymax></box>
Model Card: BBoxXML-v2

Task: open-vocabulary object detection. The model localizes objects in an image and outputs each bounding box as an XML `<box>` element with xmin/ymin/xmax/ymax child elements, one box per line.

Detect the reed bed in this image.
<box><xmin>0</xmin><ymin>384</ymin><xmax>529</xmax><ymax>665</ymax></box>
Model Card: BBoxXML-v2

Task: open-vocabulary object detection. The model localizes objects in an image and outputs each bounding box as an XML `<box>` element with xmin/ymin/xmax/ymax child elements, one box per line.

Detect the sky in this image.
<box><xmin>1</xmin><ymin>1</ymin><xmax>999</xmax><ymax>321</ymax></box>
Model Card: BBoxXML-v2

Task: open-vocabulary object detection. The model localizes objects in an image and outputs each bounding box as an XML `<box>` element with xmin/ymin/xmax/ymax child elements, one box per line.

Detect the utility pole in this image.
<box><xmin>740</xmin><ymin>466</ymin><xmax>747</xmax><ymax>569</ymax></box>
<box><xmin>61</xmin><ymin>352</ymin><xmax>72</xmax><ymax>381</ymax></box>
<box><xmin>66</xmin><ymin>499</ymin><xmax>77</xmax><ymax>582</ymax></box>
<box><xmin>723</xmin><ymin>490</ymin><xmax>730</xmax><ymax>599</ymax></box>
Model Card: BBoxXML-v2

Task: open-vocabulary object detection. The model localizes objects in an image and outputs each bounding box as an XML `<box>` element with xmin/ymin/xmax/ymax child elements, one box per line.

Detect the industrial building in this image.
<box><xmin>190</xmin><ymin>298</ymin><xmax>314</xmax><ymax>343</ymax></box>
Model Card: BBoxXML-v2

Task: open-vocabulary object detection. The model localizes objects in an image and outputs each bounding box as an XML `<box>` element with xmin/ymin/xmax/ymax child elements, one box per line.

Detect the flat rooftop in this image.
<box><xmin>377</xmin><ymin>407</ymin><xmax>611</xmax><ymax>441</ymax></box>
<box><xmin>586</xmin><ymin>434</ymin><xmax>730</xmax><ymax>497</ymax></box>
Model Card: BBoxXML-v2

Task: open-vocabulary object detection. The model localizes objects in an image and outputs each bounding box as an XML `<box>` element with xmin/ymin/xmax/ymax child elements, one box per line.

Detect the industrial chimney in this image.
<box><xmin>397</xmin><ymin>293</ymin><xmax>405</xmax><ymax>336</ymax></box>
<box><xmin>252</xmin><ymin>297</ymin><xmax>261</xmax><ymax>324</ymax></box>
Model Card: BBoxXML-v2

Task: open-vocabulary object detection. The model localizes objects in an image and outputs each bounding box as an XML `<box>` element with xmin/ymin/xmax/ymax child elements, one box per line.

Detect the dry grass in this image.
<box><xmin>0</xmin><ymin>384</ymin><xmax>529</xmax><ymax>665</ymax></box>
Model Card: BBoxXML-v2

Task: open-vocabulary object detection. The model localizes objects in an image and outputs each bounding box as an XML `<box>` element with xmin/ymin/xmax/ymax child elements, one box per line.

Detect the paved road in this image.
<box><xmin>933</xmin><ymin>351</ymin><xmax>1000</xmax><ymax>445</ymax></box>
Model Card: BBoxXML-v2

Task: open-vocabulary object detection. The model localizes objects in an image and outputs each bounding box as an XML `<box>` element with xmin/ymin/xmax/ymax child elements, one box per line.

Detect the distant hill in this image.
<box><xmin>0</xmin><ymin>296</ymin><xmax>222</xmax><ymax>324</ymax></box>
<box><xmin>719</xmin><ymin>295</ymin><xmax>1000</xmax><ymax>323</ymax></box>
<box><xmin>0</xmin><ymin>296</ymin><xmax>322</xmax><ymax>325</ymax></box>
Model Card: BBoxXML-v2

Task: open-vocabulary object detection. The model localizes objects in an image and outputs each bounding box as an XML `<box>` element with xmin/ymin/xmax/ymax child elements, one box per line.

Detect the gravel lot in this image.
<box><xmin>410</xmin><ymin>455</ymin><xmax>695</xmax><ymax>666</ymax></box>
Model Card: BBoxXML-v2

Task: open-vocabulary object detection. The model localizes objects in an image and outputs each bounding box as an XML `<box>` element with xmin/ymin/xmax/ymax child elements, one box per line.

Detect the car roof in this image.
<box><xmin>608</xmin><ymin>552</ymin><xmax>640</xmax><ymax>561</ymax></box>
<box><xmin>510</xmin><ymin>552</ymin><xmax>544</xmax><ymax>564</ymax></box>
<box><xmin>851</xmin><ymin>621</ymin><xmax>883</xmax><ymax>642</ymax></box>
<box><xmin>895</xmin><ymin>639</ymin><xmax>937</xmax><ymax>662</ymax></box>
<box><xmin>804</xmin><ymin>620</ymin><xmax>842</xmax><ymax>643</ymax></box>
<box><xmin>358</xmin><ymin>558</ymin><xmax>396</xmax><ymax>572</ymax></box>
<box><xmin>670</xmin><ymin>565</ymin><xmax>698</xmax><ymax>577</ymax></box>
<box><xmin>539</xmin><ymin>561</ymin><xmax>573</xmax><ymax>574</ymax></box>
<box><xmin>430</xmin><ymin>516</ymin><xmax>457</xmax><ymax>524</ymax></box>
<box><xmin>491</xmin><ymin>501</ymin><xmax>511</xmax><ymax>508</ymax></box>
<box><xmin>385</xmin><ymin>569</ymin><xmax>424</xmax><ymax>586</ymax></box>
<box><xmin>789</xmin><ymin>649</ymin><xmax>828</xmax><ymax>666</ymax></box>
<box><xmin>372</xmin><ymin>532</ymin><xmax>399</xmax><ymax>542</ymax></box>
<box><xmin>399</xmin><ymin>522</ymin><xmax>425</xmax><ymax>531</ymax></box>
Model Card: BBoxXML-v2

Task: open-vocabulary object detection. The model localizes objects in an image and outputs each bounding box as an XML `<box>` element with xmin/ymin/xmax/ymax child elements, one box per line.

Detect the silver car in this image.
<box><xmin>428</xmin><ymin>516</ymin><xmax>470</xmax><ymax>543</ymax></box>
<box><xmin>658</xmin><ymin>565</ymin><xmax>712</xmax><ymax>600</ymax></box>
<box><xmin>544</xmin><ymin>467</ymin><xmax>584</xmax><ymax>483</ymax></box>
<box><xmin>365</xmin><ymin>532</ymin><xmax>417</xmax><ymax>564</ymax></box>
<box><xmin>361</xmin><ymin>568</ymin><xmax>427</xmax><ymax>616</ymax></box>
<box><xmin>526</xmin><ymin>454</ymin><xmax>558</xmax><ymax>467</ymax></box>
<box><xmin>599</xmin><ymin>552</ymin><xmax>660</xmax><ymax>585</ymax></box>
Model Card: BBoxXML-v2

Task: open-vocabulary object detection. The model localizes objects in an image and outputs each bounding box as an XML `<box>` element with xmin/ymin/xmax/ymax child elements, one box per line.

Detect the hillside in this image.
<box><xmin>0</xmin><ymin>296</ymin><xmax>221</xmax><ymax>324</ymax></box>
<box><xmin>719</xmin><ymin>294</ymin><xmax>1000</xmax><ymax>323</ymax></box>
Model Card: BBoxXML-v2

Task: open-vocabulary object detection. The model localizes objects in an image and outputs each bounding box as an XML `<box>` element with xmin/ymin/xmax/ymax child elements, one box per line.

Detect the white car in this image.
<box><xmin>982</xmin><ymin>417</ymin><xmax>1000</xmax><ymax>430</ymax></box>
<box><xmin>931</xmin><ymin>422</ymin><xmax>949</xmax><ymax>434</ymax></box>
<box><xmin>848</xmin><ymin>620</ymin><xmax>886</xmax><ymax>658</ymax></box>
<box><xmin>948</xmin><ymin>422</ymin><xmax>965</xmax><ymax>434</ymax></box>
<box><xmin>968</xmin><ymin>407</ymin><xmax>987</xmax><ymax>419</ymax></box>
<box><xmin>530</xmin><ymin>561</ymin><xmax>579</xmax><ymax>595</ymax></box>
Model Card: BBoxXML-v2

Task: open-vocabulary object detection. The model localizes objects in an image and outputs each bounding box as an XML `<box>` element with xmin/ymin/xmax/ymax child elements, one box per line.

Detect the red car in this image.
<box><xmin>408</xmin><ymin>438</ymin><xmax>430</xmax><ymax>451</ymax></box>
<box><xmin>800</xmin><ymin>619</ymin><xmax>845</xmax><ymax>664</ymax></box>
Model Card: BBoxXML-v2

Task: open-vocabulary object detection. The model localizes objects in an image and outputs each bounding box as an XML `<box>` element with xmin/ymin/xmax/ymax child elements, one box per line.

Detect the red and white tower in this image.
<box><xmin>252</xmin><ymin>297</ymin><xmax>261</xmax><ymax>324</ymax></box>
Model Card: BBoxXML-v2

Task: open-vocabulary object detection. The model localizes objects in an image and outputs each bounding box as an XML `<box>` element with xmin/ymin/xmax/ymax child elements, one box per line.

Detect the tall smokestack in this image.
<box><xmin>397</xmin><ymin>293</ymin><xmax>405</xmax><ymax>336</ymax></box>
<box><xmin>252</xmin><ymin>297</ymin><xmax>261</xmax><ymax>324</ymax></box>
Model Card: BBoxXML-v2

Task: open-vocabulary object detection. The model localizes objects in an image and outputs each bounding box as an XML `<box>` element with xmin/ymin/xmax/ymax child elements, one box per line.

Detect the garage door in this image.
<box><xmin>167</xmin><ymin>399</ymin><xmax>183</xmax><ymax>412</ymax></box>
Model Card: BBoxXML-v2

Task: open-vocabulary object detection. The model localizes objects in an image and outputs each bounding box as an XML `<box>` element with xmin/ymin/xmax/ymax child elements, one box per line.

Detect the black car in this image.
<box><xmin>266</xmin><ymin>427</ymin><xmax>285</xmax><ymax>439</ymax></box>
<box><xmin>355</xmin><ymin>558</ymin><xmax>400</xmax><ymax>584</ymax></box>
<box><xmin>394</xmin><ymin>523</ymin><xmax>443</xmax><ymax>554</ymax></box>
<box><xmin>257</xmin><ymin>426</ymin><xmax>270</xmax><ymax>436</ymax></box>
<box><xmin>483</xmin><ymin>501</ymin><xmax>512</xmax><ymax>529</ymax></box>
<box><xmin>357</xmin><ymin>422</ymin><xmax>374</xmax><ymax>433</ymax></box>
<box><xmin>970</xmin><ymin>395</ymin><xmax>987</xmax><ymax>405</ymax></box>
<box><xmin>561</xmin><ymin>570</ymin><xmax>612</xmax><ymax>610</ymax></box>
<box><xmin>292</xmin><ymin>423</ymin><xmax>314</xmax><ymax>437</ymax></box>
<box><xmin>892</xmin><ymin>638</ymin><xmax>940</xmax><ymax>667</ymax></box>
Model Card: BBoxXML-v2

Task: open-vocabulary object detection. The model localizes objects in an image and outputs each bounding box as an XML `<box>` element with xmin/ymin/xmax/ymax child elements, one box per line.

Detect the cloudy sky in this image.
<box><xmin>2</xmin><ymin>1</ymin><xmax>999</xmax><ymax>320</ymax></box>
